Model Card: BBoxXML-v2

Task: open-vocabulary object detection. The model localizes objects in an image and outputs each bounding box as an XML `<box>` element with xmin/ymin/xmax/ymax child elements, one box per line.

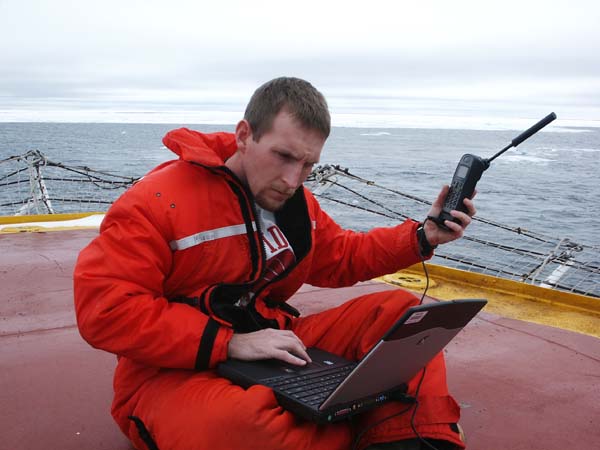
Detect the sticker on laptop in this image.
<box><xmin>405</xmin><ymin>311</ymin><xmax>428</xmax><ymax>324</ymax></box>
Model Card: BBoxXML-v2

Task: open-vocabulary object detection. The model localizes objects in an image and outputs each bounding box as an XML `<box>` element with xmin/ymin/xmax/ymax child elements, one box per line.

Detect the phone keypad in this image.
<box><xmin>444</xmin><ymin>181</ymin><xmax>464</xmax><ymax>209</ymax></box>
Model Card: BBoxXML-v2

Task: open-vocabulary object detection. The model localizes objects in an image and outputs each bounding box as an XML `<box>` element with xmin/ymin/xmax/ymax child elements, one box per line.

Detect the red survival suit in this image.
<box><xmin>73</xmin><ymin>128</ymin><xmax>463</xmax><ymax>450</ymax></box>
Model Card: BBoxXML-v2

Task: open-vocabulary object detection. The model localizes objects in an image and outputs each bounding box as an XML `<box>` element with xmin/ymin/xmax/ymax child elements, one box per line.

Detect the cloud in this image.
<box><xmin>1</xmin><ymin>0</ymin><xmax>599</xmax><ymax>123</ymax></box>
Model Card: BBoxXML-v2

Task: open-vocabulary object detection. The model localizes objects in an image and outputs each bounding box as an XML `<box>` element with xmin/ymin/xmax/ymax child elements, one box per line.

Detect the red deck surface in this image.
<box><xmin>1</xmin><ymin>229</ymin><xmax>599</xmax><ymax>450</ymax></box>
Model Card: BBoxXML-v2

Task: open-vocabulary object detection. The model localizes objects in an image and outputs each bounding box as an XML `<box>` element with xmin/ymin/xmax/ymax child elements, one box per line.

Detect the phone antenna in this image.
<box><xmin>486</xmin><ymin>112</ymin><xmax>557</xmax><ymax>164</ymax></box>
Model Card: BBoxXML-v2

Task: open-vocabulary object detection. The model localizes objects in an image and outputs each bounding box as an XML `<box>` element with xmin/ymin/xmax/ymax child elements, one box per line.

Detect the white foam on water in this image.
<box><xmin>501</xmin><ymin>154</ymin><xmax>556</xmax><ymax>163</ymax></box>
<box><xmin>537</xmin><ymin>146</ymin><xmax>600</xmax><ymax>154</ymax></box>
<box><xmin>332</xmin><ymin>113</ymin><xmax>600</xmax><ymax>131</ymax></box>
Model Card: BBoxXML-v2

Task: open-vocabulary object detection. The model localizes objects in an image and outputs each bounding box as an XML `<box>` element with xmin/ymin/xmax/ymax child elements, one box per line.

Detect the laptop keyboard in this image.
<box><xmin>263</xmin><ymin>363</ymin><xmax>357</xmax><ymax>408</ymax></box>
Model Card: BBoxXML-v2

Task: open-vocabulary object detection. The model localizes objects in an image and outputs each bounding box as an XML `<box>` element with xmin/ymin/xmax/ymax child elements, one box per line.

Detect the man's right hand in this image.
<box><xmin>227</xmin><ymin>328</ymin><xmax>312</xmax><ymax>366</ymax></box>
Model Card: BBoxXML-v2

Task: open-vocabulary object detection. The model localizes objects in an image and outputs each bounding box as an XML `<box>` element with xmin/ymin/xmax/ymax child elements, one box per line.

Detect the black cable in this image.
<box><xmin>409</xmin><ymin>368</ymin><xmax>441</xmax><ymax>450</ymax></box>
<box><xmin>350</xmin><ymin>404</ymin><xmax>413</xmax><ymax>450</ymax></box>
<box><xmin>350</xmin><ymin>225</ymin><xmax>438</xmax><ymax>450</ymax></box>
<box><xmin>419</xmin><ymin>251</ymin><xmax>430</xmax><ymax>306</ymax></box>
<box><xmin>412</xmin><ymin>221</ymin><xmax>440</xmax><ymax>449</ymax></box>
<box><xmin>349</xmin><ymin>367</ymin><xmax>438</xmax><ymax>450</ymax></box>
<box><xmin>418</xmin><ymin>218</ymin><xmax>434</xmax><ymax>305</ymax></box>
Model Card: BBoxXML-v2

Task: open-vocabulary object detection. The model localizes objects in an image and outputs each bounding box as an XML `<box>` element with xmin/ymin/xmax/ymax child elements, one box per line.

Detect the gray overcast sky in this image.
<box><xmin>1</xmin><ymin>0</ymin><xmax>599</xmax><ymax>126</ymax></box>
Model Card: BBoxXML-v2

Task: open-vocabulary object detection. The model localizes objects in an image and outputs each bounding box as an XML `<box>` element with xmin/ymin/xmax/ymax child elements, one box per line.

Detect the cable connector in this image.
<box><xmin>389</xmin><ymin>391</ymin><xmax>417</xmax><ymax>404</ymax></box>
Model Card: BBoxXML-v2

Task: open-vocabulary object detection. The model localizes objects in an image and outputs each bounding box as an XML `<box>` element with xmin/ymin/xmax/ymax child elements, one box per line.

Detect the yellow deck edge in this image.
<box><xmin>380</xmin><ymin>263</ymin><xmax>600</xmax><ymax>338</ymax></box>
<box><xmin>0</xmin><ymin>212</ymin><xmax>102</xmax><ymax>225</ymax></box>
<box><xmin>1</xmin><ymin>225</ymin><xmax>101</xmax><ymax>234</ymax></box>
<box><xmin>0</xmin><ymin>213</ymin><xmax>103</xmax><ymax>234</ymax></box>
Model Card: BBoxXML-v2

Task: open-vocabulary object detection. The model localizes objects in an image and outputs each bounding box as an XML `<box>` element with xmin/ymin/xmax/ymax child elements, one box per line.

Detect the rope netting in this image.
<box><xmin>0</xmin><ymin>150</ymin><xmax>137</xmax><ymax>215</ymax></box>
<box><xmin>1</xmin><ymin>152</ymin><xmax>598</xmax><ymax>298</ymax></box>
<box><xmin>306</xmin><ymin>165</ymin><xmax>600</xmax><ymax>298</ymax></box>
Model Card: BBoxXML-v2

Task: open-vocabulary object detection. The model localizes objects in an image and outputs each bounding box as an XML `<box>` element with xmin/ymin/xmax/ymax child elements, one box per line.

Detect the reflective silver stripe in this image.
<box><xmin>311</xmin><ymin>220</ymin><xmax>317</xmax><ymax>230</ymax></box>
<box><xmin>170</xmin><ymin>222</ymin><xmax>257</xmax><ymax>251</ymax></box>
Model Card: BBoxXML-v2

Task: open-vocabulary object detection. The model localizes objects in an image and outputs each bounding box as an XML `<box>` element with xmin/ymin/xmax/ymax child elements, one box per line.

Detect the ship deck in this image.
<box><xmin>1</xmin><ymin>228</ymin><xmax>599</xmax><ymax>449</ymax></box>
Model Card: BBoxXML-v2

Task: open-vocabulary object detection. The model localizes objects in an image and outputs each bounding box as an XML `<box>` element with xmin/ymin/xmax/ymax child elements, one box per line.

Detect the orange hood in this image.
<box><xmin>162</xmin><ymin>128</ymin><xmax>238</xmax><ymax>167</ymax></box>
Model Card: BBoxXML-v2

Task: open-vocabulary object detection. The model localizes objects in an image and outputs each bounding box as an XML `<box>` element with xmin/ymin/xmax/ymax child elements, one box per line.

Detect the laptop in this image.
<box><xmin>218</xmin><ymin>298</ymin><xmax>486</xmax><ymax>424</ymax></box>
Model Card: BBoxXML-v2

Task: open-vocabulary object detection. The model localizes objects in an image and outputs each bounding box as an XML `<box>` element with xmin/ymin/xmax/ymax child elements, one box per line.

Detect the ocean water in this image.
<box><xmin>1</xmin><ymin>122</ymin><xmax>599</xmax><ymax>249</ymax></box>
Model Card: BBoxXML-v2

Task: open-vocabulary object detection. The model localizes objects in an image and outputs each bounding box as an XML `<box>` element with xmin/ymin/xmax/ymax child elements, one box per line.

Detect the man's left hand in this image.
<box><xmin>424</xmin><ymin>185</ymin><xmax>477</xmax><ymax>247</ymax></box>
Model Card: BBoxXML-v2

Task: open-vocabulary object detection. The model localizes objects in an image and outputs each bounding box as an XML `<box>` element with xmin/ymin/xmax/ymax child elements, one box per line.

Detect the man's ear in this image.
<box><xmin>235</xmin><ymin>120</ymin><xmax>252</xmax><ymax>153</ymax></box>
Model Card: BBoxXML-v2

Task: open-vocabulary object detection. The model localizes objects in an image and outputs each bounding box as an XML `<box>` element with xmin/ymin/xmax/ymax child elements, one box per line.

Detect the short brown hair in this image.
<box><xmin>244</xmin><ymin>77</ymin><xmax>331</xmax><ymax>141</ymax></box>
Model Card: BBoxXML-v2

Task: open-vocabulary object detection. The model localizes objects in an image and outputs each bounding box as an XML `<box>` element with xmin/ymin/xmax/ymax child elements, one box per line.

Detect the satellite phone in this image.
<box><xmin>433</xmin><ymin>112</ymin><xmax>557</xmax><ymax>229</ymax></box>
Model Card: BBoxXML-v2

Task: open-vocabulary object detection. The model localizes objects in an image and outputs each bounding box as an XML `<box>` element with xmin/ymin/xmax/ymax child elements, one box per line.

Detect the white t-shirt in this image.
<box><xmin>254</xmin><ymin>206</ymin><xmax>295</xmax><ymax>287</ymax></box>
<box><xmin>236</xmin><ymin>206</ymin><xmax>296</xmax><ymax>308</ymax></box>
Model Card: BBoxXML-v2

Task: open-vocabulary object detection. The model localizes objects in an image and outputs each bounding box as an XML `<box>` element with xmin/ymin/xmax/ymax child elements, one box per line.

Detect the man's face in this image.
<box><xmin>231</xmin><ymin>110</ymin><xmax>326</xmax><ymax>211</ymax></box>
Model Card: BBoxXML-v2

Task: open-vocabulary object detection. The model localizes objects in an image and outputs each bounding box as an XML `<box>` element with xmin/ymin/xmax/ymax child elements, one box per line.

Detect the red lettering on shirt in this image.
<box><xmin>263</xmin><ymin>225</ymin><xmax>290</xmax><ymax>254</ymax></box>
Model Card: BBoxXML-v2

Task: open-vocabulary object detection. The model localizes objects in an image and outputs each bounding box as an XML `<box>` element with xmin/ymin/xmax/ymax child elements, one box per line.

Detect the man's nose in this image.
<box><xmin>282</xmin><ymin>163</ymin><xmax>305</xmax><ymax>190</ymax></box>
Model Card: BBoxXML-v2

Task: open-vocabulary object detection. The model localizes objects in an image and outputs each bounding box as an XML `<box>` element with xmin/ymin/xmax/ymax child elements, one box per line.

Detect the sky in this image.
<box><xmin>1</xmin><ymin>0</ymin><xmax>599</xmax><ymax>128</ymax></box>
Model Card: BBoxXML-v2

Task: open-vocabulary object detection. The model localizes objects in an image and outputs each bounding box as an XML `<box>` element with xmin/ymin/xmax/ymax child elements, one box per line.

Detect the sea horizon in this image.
<box><xmin>1</xmin><ymin>110</ymin><xmax>598</xmax><ymax>133</ymax></box>
<box><xmin>2</xmin><ymin>92</ymin><xmax>599</xmax><ymax>132</ymax></box>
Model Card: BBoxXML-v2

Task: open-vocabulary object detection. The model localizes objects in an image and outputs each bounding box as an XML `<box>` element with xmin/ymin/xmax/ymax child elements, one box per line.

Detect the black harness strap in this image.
<box><xmin>195</xmin><ymin>317</ymin><xmax>221</xmax><ymax>370</ymax></box>
<box><xmin>128</xmin><ymin>415</ymin><xmax>160</xmax><ymax>450</ymax></box>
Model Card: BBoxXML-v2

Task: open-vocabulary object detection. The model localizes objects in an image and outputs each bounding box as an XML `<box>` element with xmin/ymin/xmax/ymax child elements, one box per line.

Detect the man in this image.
<box><xmin>74</xmin><ymin>77</ymin><xmax>476</xmax><ymax>450</ymax></box>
